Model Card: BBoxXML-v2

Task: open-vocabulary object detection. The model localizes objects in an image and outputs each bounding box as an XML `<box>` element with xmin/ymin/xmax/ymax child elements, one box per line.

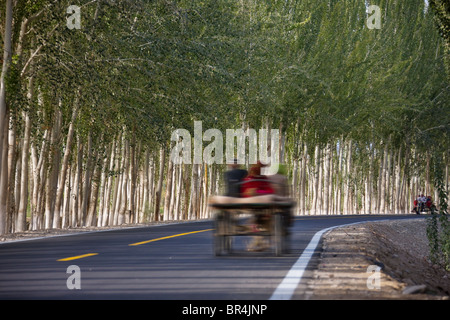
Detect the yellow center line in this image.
<box><xmin>128</xmin><ymin>229</ymin><xmax>213</xmax><ymax>246</ymax></box>
<box><xmin>56</xmin><ymin>228</ymin><xmax>213</xmax><ymax>260</ymax></box>
<box><xmin>57</xmin><ymin>253</ymin><xmax>98</xmax><ymax>262</ymax></box>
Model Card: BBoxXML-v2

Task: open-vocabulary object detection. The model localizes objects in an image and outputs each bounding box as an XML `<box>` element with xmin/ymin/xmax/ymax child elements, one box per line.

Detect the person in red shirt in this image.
<box><xmin>240</xmin><ymin>161</ymin><xmax>274</xmax><ymax>251</ymax></box>
<box><xmin>240</xmin><ymin>161</ymin><xmax>274</xmax><ymax>197</ymax></box>
<box><xmin>426</xmin><ymin>196</ymin><xmax>432</xmax><ymax>208</ymax></box>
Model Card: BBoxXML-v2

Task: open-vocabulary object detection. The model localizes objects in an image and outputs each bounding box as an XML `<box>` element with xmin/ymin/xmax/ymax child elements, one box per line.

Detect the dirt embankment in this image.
<box><xmin>307</xmin><ymin>219</ymin><xmax>450</xmax><ymax>300</ymax></box>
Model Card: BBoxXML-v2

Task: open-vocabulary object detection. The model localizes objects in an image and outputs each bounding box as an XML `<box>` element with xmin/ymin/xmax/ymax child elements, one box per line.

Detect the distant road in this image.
<box><xmin>0</xmin><ymin>214</ymin><xmax>424</xmax><ymax>300</ymax></box>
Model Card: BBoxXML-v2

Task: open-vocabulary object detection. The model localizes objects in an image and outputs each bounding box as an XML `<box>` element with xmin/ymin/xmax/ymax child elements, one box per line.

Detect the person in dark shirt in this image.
<box><xmin>224</xmin><ymin>159</ymin><xmax>248</xmax><ymax>197</ymax></box>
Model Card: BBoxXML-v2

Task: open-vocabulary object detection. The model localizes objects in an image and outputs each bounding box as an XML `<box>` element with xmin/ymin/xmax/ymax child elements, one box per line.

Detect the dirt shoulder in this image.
<box><xmin>306</xmin><ymin>219</ymin><xmax>450</xmax><ymax>300</ymax></box>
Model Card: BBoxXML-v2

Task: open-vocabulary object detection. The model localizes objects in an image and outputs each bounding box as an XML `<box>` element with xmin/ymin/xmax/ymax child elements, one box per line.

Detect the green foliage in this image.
<box><xmin>427</xmin><ymin>151</ymin><xmax>450</xmax><ymax>270</ymax></box>
<box><xmin>7</xmin><ymin>0</ymin><xmax>446</xmax><ymax>150</ymax></box>
<box><xmin>2</xmin><ymin>0</ymin><xmax>448</xmax><ymax>230</ymax></box>
<box><xmin>429</xmin><ymin>0</ymin><xmax>450</xmax><ymax>77</ymax></box>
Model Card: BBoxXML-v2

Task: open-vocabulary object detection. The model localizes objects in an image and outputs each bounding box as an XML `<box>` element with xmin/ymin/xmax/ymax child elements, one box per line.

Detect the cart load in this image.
<box><xmin>208</xmin><ymin>194</ymin><xmax>295</xmax><ymax>256</ymax></box>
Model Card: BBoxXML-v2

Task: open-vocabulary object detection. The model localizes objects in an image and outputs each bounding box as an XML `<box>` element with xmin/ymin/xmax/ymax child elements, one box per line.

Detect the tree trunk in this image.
<box><xmin>366</xmin><ymin>146</ymin><xmax>374</xmax><ymax>214</ymax></box>
<box><xmin>86</xmin><ymin>150</ymin><xmax>101</xmax><ymax>227</ymax></box>
<box><xmin>13</xmin><ymin>135</ymin><xmax>21</xmax><ymax>231</ymax></box>
<box><xmin>16</xmin><ymin>110</ymin><xmax>31</xmax><ymax>231</ymax></box>
<box><xmin>188</xmin><ymin>164</ymin><xmax>197</xmax><ymax>220</ymax></box>
<box><xmin>62</xmin><ymin>164</ymin><xmax>72</xmax><ymax>228</ymax></box>
<box><xmin>312</xmin><ymin>145</ymin><xmax>320</xmax><ymax>215</ymax></box>
<box><xmin>118</xmin><ymin>138</ymin><xmax>129</xmax><ymax>225</ymax></box>
<box><xmin>169</xmin><ymin>163</ymin><xmax>177</xmax><ymax>220</ymax></box>
<box><xmin>154</xmin><ymin>147</ymin><xmax>165</xmax><ymax>222</ymax></box>
<box><xmin>45</xmin><ymin>110</ymin><xmax>62</xmax><ymax>229</ymax></box>
<box><xmin>163</xmin><ymin>159</ymin><xmax>174</xmax><ymax>221</ymax></box>
<box><xmin>7</xmin><ymin>115</ymin><xmax>17</xmax><ymax>233</ymax></box>
<box><xmin>53</xmin><ymin>102</ymin><xmax>79</xmax><ymax>228</ymax></box>
<box><xmin>0</xmin><ymin>119</ymin><xmax>9</xmax><ymax>233</ymax></box>
<box><xmin>129</xmin><ymin>140</ymin><xmax>135</xmax><ymax>224</ymax></box>
<box><xmin>300</xmin><ymin>144</ymin><xmax>307</xmax><ymax>215</ymax></box>
<box><xmin>292</xmin><ymin>159</ymin><xmax>298</xmax><ymax>213</ymax></box>
<box><xmin>97</xmin><ymin>147</ymin><xmax>108</xmax><ymax>227</ymax></box>
<box><xmin>323</xmin><ymin>143</ymin><xmax>331</xmax><ymax>215</ymax></box>
<box><xmin>81</xmin><ymin>132</ymin><xmax>93</xmax><ymax>226</ymax></box>
<box><xmin>71</xmin><ymin>137</ymin><xmax>83</xmax><ymax>227</ymax></box>
<box><xmin>101</xmin><ymin>140</ymin><xmax>115</xmax><ymax>226</ymax></box>
<box><xmin>343</xmin><ymin>140</ymin><xmax>352</xmax><ymax>215</ymax></box>
<box><xmin>147</xmin><ymin>153</ymin><xmax>155</xmax><ymax>220</ymax></box>
<box><xmin>129</xmin><ymin>139</ymin><xmax>139</xmax><ymax>224</ymax></box>
<box><xmin>174</xmin><ymin>163</ymin><xmax>183</xmax><ymax>220</ymax></box>
<box><xmin>0</xmin><ymin>0</ymin><xmax>13</xmax><ymax>235</ymax></box>
<box><xmin>336</xmin><ymin>140</ymin><xmax>343</xmax><ymax>215</ymax></box>
<box><xmin>30</xmin><ymin>129</ymin><xmax>48</xmax><ymax>230</ymax></box>
<box><xmin>112</xmin><ymin>161</ymin><xmax>122</xmax><ymax>226</ymax></box>
<box><xmin>139</xmin><ymin>149</ymin><xmax>150</xmax><ymax>223</ymax></box>
<box><xmin>183</xmin><ymin>165</ymin><xmax>191</xmax><ymax>220</ymax></box>
<box><xmin>394</xmin><ymin>147</ymin><xmax>402</xmax><ymax>214</ymax></box>
<box><xmin>379</xmin><ymin>143</ymin><xmax>388</xmax><ymax>214</ymax></box>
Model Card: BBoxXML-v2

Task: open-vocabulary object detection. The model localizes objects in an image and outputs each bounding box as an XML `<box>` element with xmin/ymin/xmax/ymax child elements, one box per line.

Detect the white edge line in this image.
<box><xmin>269</xmin><ymin>218</ymin><xmax>419</xmax><ymax>300</ymax></box>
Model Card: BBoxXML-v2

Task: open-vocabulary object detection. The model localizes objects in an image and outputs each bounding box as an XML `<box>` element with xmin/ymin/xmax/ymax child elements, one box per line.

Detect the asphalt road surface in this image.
<box><xmin>0</xmin><ymin>214</ymin><xmax>424</xmax><ymax>300</ymax></box>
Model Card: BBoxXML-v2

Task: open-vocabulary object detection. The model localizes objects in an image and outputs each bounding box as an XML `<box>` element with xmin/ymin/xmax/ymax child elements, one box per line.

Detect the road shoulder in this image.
<box><xmin>302</xmin><ymin>219</ymin><xmax>449</xmax><ymax>300</ymax></box>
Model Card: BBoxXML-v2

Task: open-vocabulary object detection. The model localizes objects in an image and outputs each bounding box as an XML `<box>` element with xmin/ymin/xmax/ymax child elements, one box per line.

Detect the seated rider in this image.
<box><xmin>412</xmin><ymin>196</ymin><xmax>418</xmax><ymax>211</ymax></box>
<box><xmin>241</xmin><ymin>161</ymin><xmax>274</xmax><ymax>251</ymax></box>
<box><xmin>224</xmin><ymin>159</ymin><xmax>248</xmax><ymax>197</ymax></box>
<box><xmin>426</xmin><ymin>196</ymin><xmax>432</xmax><ymax>208</ymax></box>
<box><xmin>268</xmin><ymin>164</ymin><xmax>293</xmax><ymax>229</ymax></box>
<box><xmin>240</xmin><ymin>161</ymin><xmax>274</xmax><ymax>197</ymax></box>
<box><xmin>412</xmin><ymin>195</ymin><xmax>421</xmax><ymax>213</ymax></box>
<box><xmin>418</xmin><ymin>194</ymin><xmax>426</xmax><ymax>211</ymax></box>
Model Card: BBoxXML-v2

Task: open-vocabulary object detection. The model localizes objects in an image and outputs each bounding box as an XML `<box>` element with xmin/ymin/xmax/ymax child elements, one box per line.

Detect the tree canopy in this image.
<box><xmin>0</xmin><ymin>0</ymin><xmax>448</xmax><ymax>235</ymax></box>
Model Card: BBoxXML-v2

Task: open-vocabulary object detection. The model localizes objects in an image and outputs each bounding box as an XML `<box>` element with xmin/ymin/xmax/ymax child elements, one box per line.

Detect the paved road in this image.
<box><xmin>0</xmin><ymin>214</ymin><xmax>424</xmax><ymax>300</ymax></box>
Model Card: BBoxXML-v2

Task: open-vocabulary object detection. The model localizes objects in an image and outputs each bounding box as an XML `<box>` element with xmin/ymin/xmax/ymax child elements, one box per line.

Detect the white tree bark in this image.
<box><xmin>0</xmin><ymin>0</ymin><xmax>13</xmax><ymax>235</ymax></box>
<box><xmin>53</xmin><ymin>102</ymin><xmax>79</xmax><ymax>228</ymax></box>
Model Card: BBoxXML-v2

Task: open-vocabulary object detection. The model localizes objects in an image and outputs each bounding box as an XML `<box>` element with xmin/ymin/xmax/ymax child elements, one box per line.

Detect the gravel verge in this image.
<box><xmin>306</xmin><ymin>219</ymin><xmax>450</xmax><ymax>300</ymax></box>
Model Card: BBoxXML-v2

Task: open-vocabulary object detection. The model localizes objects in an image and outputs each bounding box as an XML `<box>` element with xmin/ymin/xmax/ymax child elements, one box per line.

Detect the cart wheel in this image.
<box><xmin>214</xmin><ymin>213</ymin><xmax>225</xmax><ymax>256</ymax></box>
<box><xmin>214</xmin><ymin>235</ymin><xmax>225</xmax><ymax>256</ymax></box>
<box><xmin>224</xmin><ymin>235</ymin><xmax>232</xmax><ymax>254</ymax></box>
<box><xmin>214</xmin><ymin>212</ymin><xmax>233</xmax><ymax>256</ymax></box>
<box><xmin>214</xmin><ymin>232</ymin><xmax>224</xmax><ymax>256</ymax></box>
<box><xmin>282</xmin><ymin>229</ymin><xmax>290</xmax><ymax>254</ymax></box>
<box><xmin>273</xmin><ymin>213</ymin><xmax>283</xmax><ymax>256</ymax></box>
<box><xmin>283</xmin><ymin>213</ymin><xmax>292</xmax><ymax>254</ymax></box>
<box><xmin>224</xmin><ymin>212</ymin><xmax>233</xmax><ymax>254</ymax></box>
